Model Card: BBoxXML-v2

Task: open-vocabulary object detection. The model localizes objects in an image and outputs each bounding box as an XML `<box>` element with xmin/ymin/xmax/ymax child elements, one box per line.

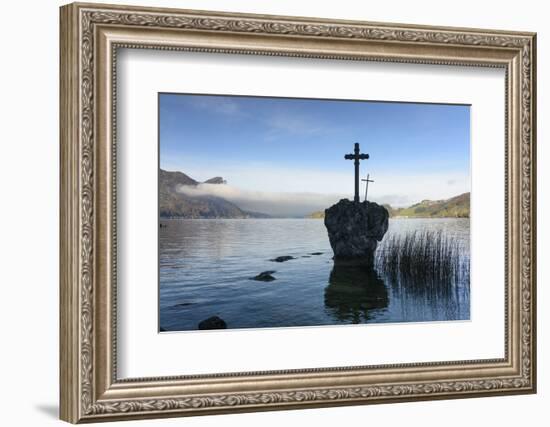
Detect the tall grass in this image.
<box><xmin>376</xmin><ymin>230</ymin><xmax>468</xmax><ymax>289</ymax></box>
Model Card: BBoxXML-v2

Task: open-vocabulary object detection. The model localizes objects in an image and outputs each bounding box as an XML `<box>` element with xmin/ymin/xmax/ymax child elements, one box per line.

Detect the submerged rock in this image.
<box><xmin>324</xmin><ymin>199</ymin><xmax>389</xmax><ymax>267</ymax></box>
<box><xmin>198</xmin><ymin>316</ymin><xmax>227</xmax><ymax>330</ymax></box>
<box><xmin>310</xmin><ymin>252</ymin><xmax>323</xmax><ymax>256</ymax></box>
<box><xmin>270</xmin><ymin>255</ymin><xmax>295</xmax><ymax>263</ymax></box>
<box><xmin>250</xmin><ymin>271</ymin><xmax>277</xmax><ymax>281</ymax></box>
<box><xmin>173</xmin><ymin>302</ymin><xmax>194</xmax><ymax>307</ymax></box>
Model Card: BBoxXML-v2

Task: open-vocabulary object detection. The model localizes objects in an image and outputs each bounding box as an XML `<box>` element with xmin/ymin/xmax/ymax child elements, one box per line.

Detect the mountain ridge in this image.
<box><xmin>160</xmin><ymin>168</ymin><xmax>469</xmax><ymax>220</ymax></box>
<box><xmin>307</xmin><ymin>192</ymin><xmax>470</xmax><ymax>219</ymax></box>
<box><xmin>389</xmin><ymin>192</ymin><xmax>469</xmax><ymax>218</ymax></box>
<box><xmin>159</xmin><ymin>169</ymin><xmax>270</xmax><ymax>219</ymax></box>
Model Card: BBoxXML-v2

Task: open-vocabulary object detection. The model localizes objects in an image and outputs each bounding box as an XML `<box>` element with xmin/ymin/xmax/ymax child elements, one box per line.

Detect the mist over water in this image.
<box><xmin>159</xmin><ymin>218</ymin><xmax>470</xmax><ymax>332</ymax></box>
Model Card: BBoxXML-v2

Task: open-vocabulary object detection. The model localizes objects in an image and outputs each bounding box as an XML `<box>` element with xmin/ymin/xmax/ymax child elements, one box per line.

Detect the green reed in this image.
<box><xmin>376</xmin><ymin>230</ymin><xmax>466</xmax><ymax>287</ymax></box>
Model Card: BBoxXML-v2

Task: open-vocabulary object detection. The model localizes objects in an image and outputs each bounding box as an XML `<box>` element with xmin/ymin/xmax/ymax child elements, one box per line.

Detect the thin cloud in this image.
<box><xmin>162</xmin><ymin>155</ymin><xmax>470</xmax><ymax>215</ymax></box>
<box><xmin>177</xmin><ymin>183</ymin><xmax>342</xmax><ymax>217</ymax></box>
<box><xmin>264</xmin><ymin>113</ymin><xmax>325</xmax><ymax>137</ymax></box>
<box><xmin>188</xmin><ymin>96</ymin><xmax>245</xmax><ymax>117</ymax></box>
<box><xmin>175</xmin><ymin>176</ymin><xmax>469</xmax><ymax>218</ymax></box>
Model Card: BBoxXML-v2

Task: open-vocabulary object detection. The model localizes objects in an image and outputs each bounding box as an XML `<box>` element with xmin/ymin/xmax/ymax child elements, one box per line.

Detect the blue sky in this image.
<box><xmin>160</xmin><ymin>93</ymin><xmax>470</xmax><ymax>215</ymax></box>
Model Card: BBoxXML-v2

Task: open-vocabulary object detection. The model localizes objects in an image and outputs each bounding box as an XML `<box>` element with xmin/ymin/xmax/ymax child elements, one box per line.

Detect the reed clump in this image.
<box><xmin>376</xmin><ymin>230</ymin><xmax>466</xmax><ymax>286</ymax></box>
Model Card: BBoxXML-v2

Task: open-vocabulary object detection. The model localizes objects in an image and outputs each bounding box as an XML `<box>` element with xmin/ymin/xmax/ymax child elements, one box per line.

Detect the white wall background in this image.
<box><xmin>0</xmin><ymin>0</ymin><xmax>545</xmax><ymax>426</ymax></box>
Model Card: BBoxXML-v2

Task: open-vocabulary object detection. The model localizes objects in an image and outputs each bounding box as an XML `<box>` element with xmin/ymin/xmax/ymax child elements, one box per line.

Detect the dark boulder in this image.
<box><xmin>250</xmin><ymin>271</ymin><xmax>277</xmax><ymax>281</ymax></box>
<box><xmin>324</xmin><ymin>199</ymin><xmax>389</xmax><ymax>267</ymax></box>
<box><xmin>269</xmin><ymin>255</ymin><xmax>295</xmax><ymax>262</ymax></box>
<box><xmin>198</xmin><ymin>316</ymin><xmax>227</xmax><ymax>330</ymax></box>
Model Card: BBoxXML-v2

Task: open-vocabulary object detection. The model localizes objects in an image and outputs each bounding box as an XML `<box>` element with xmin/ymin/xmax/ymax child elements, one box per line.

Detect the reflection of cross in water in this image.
<box><xmin>344</xmin><ymin>143</ymin><xmax>369</xmax><ymax>203</ymax></box>
<box><xmin>362</xmin><ymin>174</ymin><xmax>374</xmax><ymax>202</ymax></box>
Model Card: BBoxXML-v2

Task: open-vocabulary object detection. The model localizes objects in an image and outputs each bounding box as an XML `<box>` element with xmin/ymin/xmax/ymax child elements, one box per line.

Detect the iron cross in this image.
<box><xmin>362</xmin><ymin>174</ymin><xmax>375</xmax><ymax>202</ymax></box>
<box><xmin>344</xmin><ymin>143</ymin><xmax>369</xmax><ymax>203</ymax></box>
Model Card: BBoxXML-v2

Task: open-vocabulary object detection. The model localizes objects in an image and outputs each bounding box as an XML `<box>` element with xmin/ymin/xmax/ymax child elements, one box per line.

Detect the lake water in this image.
<box><xmin>159</xmin><ymin>218</ymin><xmax>470</xmax><ymax>331</ymax></box>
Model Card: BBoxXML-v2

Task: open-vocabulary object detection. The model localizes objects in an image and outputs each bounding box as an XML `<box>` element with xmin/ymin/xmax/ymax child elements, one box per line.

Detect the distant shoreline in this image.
<box><xmin>159</xmin><ymin>216</ymin><xmax>469</xmax><ymax>220</ymax></box>
<box><xmin>306</xmin><ymin>216</ymin><xmax>469</xmax><ymax>219</ymax></box>
<box><xmin>160</xmin><ymin>217</ymin><xmax>302</xmax><ymax>220</ymax></box>
<box><xmin>307</xmin><ymin>192</ymin><xmax>469</xmax><ymax>219</ymax></box>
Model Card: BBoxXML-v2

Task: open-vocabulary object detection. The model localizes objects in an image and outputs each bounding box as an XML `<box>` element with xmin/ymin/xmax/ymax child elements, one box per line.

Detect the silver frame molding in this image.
<box><xmin>60</xmin><ymin>2</ymin><xmax>537</xmax><ymax>423</ymax></box>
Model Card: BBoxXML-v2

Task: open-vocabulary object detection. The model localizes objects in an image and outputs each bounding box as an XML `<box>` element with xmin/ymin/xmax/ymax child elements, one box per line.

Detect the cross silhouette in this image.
<box><xmin>344</xmin><ymin>143</ymin><xmax>369</xmax><ymax>203</ymax></box>
<box><xmin>362</xmin><ymin>174</ymin><xmax>374</xmax><ymax>202</ymax></box>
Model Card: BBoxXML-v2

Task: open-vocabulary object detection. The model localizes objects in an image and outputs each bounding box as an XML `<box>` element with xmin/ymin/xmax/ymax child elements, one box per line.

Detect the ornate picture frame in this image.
<box><xmin>60</xmin><ymin>2</ymin><xmax>536</xmax><ymax>423</ymax></box>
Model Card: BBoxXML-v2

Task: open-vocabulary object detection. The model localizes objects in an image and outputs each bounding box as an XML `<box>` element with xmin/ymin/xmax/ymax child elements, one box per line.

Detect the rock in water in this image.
<box><xmin>324</xmin><ymin>199</ymin><xmax>389</xmax><ymax>267</ymax></box>
<box><xmin>198</xmin><ymin>316</ymin><xmax>227</xmax><ymax>330</ymax></box>
<box><xmin>250</xmin><ymin>271</ymin><xmax>277</xmax><ymax>281</ymax></box>
<box><xmin>269</xmin><ymin>255</ymin><xmax>295</xmax><ymax>262</ymax></box>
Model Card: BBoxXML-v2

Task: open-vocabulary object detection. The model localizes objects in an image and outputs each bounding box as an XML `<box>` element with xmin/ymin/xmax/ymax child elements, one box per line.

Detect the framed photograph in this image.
<box><xmin>60</xmin><ymin>2</ymin><xmax>537</xmax><ymax>423</ymax></box>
